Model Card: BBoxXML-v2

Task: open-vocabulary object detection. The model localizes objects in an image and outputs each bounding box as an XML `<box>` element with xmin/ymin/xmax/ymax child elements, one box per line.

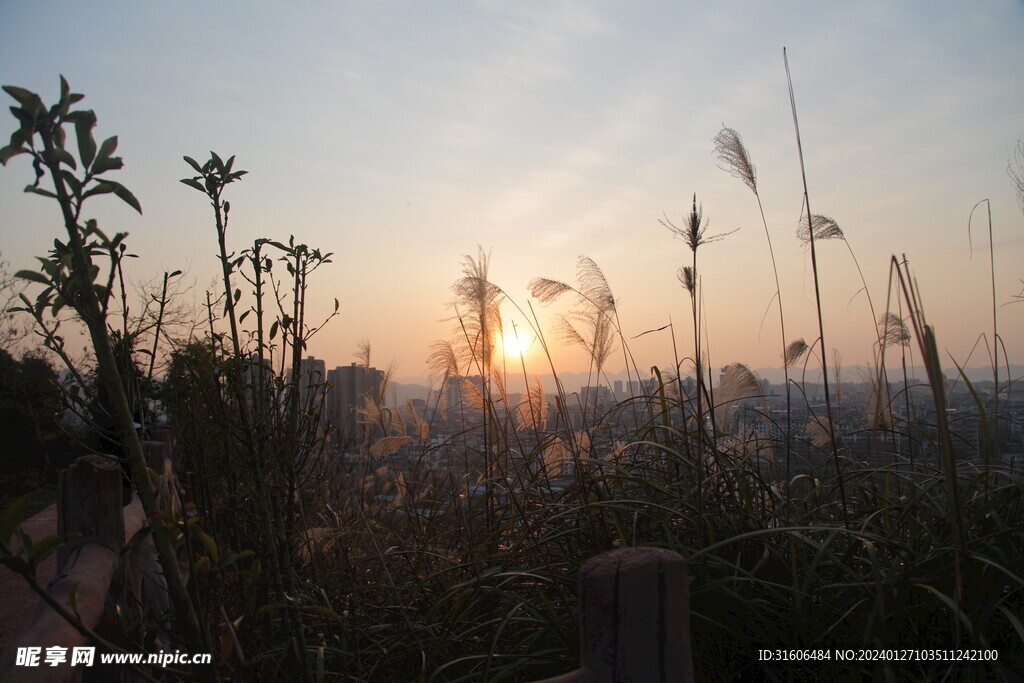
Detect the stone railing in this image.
<box><xmin>0</xmin><ymin>433</ymin><xmax>179</xmax><ymax>681</ymax></box>
<box><xmin>537</xmin><ymin>547</ymin><xmax>693</xmax><ymax>682</ymax></box>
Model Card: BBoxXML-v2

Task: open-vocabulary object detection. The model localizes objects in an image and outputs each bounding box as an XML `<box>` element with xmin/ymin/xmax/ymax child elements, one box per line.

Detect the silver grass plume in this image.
<box><xmin>784</xmin><ymin>338</ymin><xmax>809</xmax><ymax>367</ymax></box>
<box><xmin>806</xmin><ymin>416</ymin><xmax>836</xmax><ymax>450</ymax></box>
<box><xmin>715</xmin><ymin>362</ymin><xmax>762</xmax><ymax>430</ymax></box>
<box><xmin>661</xmin><ymin>194</ymin><xmax>737</xmax><ymax>252</ymax></box>
<box><xmin>355</xmin><ymin>337</ymin><xmax>372</xmax><ymax>369</ymax></box>
<box><xmin>516</xmin><ymin>376</ymin><xmax>547</xmax><ymax>432</ymax></box>
<box><xmin>677</xmin><ymin>265</ymin><xmax>695</xmax><ymax>295</ymax></box>
<box><xmin>451</xmin><ymin>246</ymin><xmax>504</xmax><ymax>373</ymax></box>
<box><xmin>558</xmin><ymin>312</ymin><xmax>616</xmax><ymax>376</ymax></box>
<box><xmin>404</xmin><ymin>399</ymin><xmax>430</xmax><ymax>441</ymax></box>
<box><xmin>426</xmin><ymin>340</ymin><xmax>459</xmax><ymax>381</ymax></box>
<box><xmin>370</xmin><ymin>435</ymin><xmax>412</xmax><ymax>457</ymax></box>
<box><xmin>531</xmin><ymin>256</ymin><xmax>618</xmax><ymax>378</ymax></box>
<box><xmin>576</xmin><ymin>255</ymin><xmax>616</xmax><ymax>312</ymax></box>
<box><xmin>878</xmin><ymin>313</ymin><xmax>911</xmax><ymax>348</ymax></box>
<box><xmin>460</xmin><ymin>376</ymin><xmax>485</xmax><ymax>410</ymax></box>
<box><xmin>541</xmin><ymin>439</ymin><xmax>567</xmax><ymax>477</ymax></box>
<box><xmin>528</xmin><ymin>277</ymin><xmax>574</xmax><ymax>304</ymax></box>
<box><xmin>713</xmin><ymin>127</ymin><xmax>757</xmax><ymax>194</ymax></box>
<box><xmin>797</xmin><ymin>213</ymin><xmax>844</xmax><ymax>243</ymax></box>
<box><xmin>862</xmin><ymin>368</ymin><xmax>893</xmax><ymax>432</ymax></box>
<box><xmin>529</xmin><ymin>256</ymin><xmax>616</xmax><ymax>314</ymax></box>
<box><xmin>490</xmin><ymin>366</ymin><xmax>508</xmax><ymax>405</ymax></box>
<box><xmin>1009</xmin><ymin>137</ymin><xmax>1024</xmax><ymax>216</ymax></box>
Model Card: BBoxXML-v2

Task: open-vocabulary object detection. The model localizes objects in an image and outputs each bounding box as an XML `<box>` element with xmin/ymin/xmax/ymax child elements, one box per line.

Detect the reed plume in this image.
<box><xmin>796</xmin><ymin>213</ymin><xmax>845</xmax><ymax>243</ymax></box>
<box><xmin>529</xmin><ymin>255</ymin><xmax>621</xmax><ymax>420</ymax></box>
<box><xmin>784</xmin><ymin>338</ymin><xmax>809</xmax><ymax>367</ymax></box>
<box><xmin>1009</xmin><ymin>137</ymin><xmax>1024</xmax><ymax>215</ymax></box>
<box><xmin>806</xmin><ymin>416</ymin><xmax>837</xmax><ymax>450</ymax></box>
<box><xmin>714</xmin><ymin>362</ymin><xmax>762</xmax><ymax>432</ymax></box>
<box><xmin>878</xmin><ymin>313</ymin><xmax>910</xmax><ymax>348</ymax></box>
<box><xmin>713</xmin><ymin>127</ymin><xmax>757</xmax><ymax>194</ymax></box>
<box><xmin>863</xmin><ymin>369</ymin><xmax>893</xmax><ymax>432</ymax></box>
<box><xmin>516</xmin><ymin>376</ymin><xmax>548</xmax><ymax>432</ymax></box>
<box><xmin>677</xmin><ymin>265</ymin><xmax>695</xmax><ymax>295</ymax></box>
<box><xmin>660</xmin><ymin>194</ymin><xmax>737</xmax><ymax>250</ymax></box>
<box><xmin>451</xmin><ymin>247</ymin><xmax>504</xmax><ymax>377</ymax></box>
<box><xmin>404</xmin><ymin>399</ymin><xmax>430</xmax><ymax>441</ymax></box>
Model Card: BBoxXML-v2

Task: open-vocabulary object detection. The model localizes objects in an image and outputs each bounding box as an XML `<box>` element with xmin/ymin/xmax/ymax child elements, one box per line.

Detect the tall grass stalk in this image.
<box><xmin>783</xmin><ymin>48</ymin><xmax>848</xmax><ymax>520</ymax></box>
<box><xmin>968</xmin><ymin>198</ymin><xmax>1001</xmax><ymax>467</ymax></box>
<box><xmin>713</xmin><ymin>126</ymin><xmax>796</xmax><ymax>512</ymax></box>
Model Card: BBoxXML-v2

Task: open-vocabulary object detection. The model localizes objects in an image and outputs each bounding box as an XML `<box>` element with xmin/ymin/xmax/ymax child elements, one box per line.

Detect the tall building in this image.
<box><xmin>580</xmin><ymin>385</ymin><xmax>611</xmax><ymax>411</ymax></box>
<box><xmin>325</xmin><ymin>362</ymin><xmax>385</xmax><ymax>449</ymax></box>
<box><xmin>443</xmin><ymin>375</ymin><xmax>484</xmax><ymax>413</ymax></box>
<box><xmin>295</xmin><ymin>356</ymin><xmax>326</xmax><ymax>407</ymax></box>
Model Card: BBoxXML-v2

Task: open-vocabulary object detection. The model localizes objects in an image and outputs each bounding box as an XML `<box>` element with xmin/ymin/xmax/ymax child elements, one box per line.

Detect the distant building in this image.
<box><xmin>326</xmin><ymin>362</ymin><xmax>385</xmax><ymax>448</ymax></box>
<box><xmin>295</xmin><ymin>356</ymin><xmax>326</xmax><ymax>407</ymax></box>
<box><xmin>443</xmin><ymin>375</ymin><xmax>484</xmax><ymax>413</ymax></box>
<box><xmin>581</xmin><ymin>385</ymin><xmax>611</xmax><ymax>411</ymax></box>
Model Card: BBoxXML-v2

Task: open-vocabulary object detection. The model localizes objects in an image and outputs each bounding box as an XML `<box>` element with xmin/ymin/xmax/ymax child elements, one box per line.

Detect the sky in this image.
<box><xmin>2</xmin><ymin>1</ymin><xmax>1023</xmax><ymax>386</ymax></box>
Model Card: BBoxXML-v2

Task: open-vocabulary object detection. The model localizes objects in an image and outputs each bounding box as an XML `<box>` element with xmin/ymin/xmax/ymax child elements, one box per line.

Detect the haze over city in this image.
<box><xmin>2</xmin><ymin>1</ymin><xmax>1022</xmax><ymax>384</ymax></box>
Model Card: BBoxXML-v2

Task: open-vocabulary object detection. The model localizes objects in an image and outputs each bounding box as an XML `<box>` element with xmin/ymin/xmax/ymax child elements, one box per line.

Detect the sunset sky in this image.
<box><xmin>2</xmin><ymin>1</ymin><xmax>1023</xmax><ymax>386</ymax></box>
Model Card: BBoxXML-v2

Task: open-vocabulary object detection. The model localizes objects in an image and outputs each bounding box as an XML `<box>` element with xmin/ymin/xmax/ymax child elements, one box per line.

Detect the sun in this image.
<box><xmin>500</xmin><ymin>327</ymin><xmax>534</xmax><ymax>357</ymax></box>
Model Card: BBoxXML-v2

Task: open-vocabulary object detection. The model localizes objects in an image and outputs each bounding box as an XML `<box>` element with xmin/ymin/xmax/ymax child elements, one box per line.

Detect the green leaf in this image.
<box><xmin>221</xmin><ymin>549</ymin><xmax>255</xmax><ymax>569</ymax></box>
<box><xmin>0</xmin><ymin>144</ymin><xmax>27</xmax><ymax>165</ymax></box>
<box><xmin>90</xmin><ymin>155</ymin><xmax>123</xmax><ymax>175</ymax></box>
<box><xmin>87</xmin><ymin>181</ymin><xmax>140</xmax><ymax>213</ymax></box>
<box><xmin>95</xmin><ymin>135</ymin><xmax>117</xmax><ymax>161</ymax></box>
<box><xmin>210</xmin><ymin>150</ymin><xmax>224</xmax><ymax>170</ymax></box>
<box><xmin>10</xmin><ymin>106</ymin><xmax>35</xmax><ymax>129</ymax></box>
<box><xmin>74</xmin><ymin>116</ymin><xmax>97</xmax><ymax>169</ymax></box>
<box><xmin>0</xmin><ymin>491</ymin><xmax>35</xmax><ymax>545</ymax></box>
<box><xmin>51</xmin><ymin>146</ymin><xmax>76</xmax><ymax>170</ymax></box>
<box><xmin>29</xmin><ymin>534</ymin><xmax>64</xmax><ymax>562</ymax></box>
<box><xmin>9</xmin><ymin>127</ymin><xmax>28</xmax><ymax>149</ymax></box>
<box><xmin>81</xmin><ymin>183</ymin><xmax>113</xmax><ymax>200</ymax></box>
<box><xmin>183</xmin><ymin>155</ymin><xmax>203</xmax><ymax>173</ymax></box>
<box><xmin>23</xmin><ymin>185</ymin><xmax>58</xmax><ymax>199</ymax></box>
<box><xmin>269</xmin><ymin>320</ymin><xmax>279</xmax><ymax>341</ymax></box>
<box><xmin>179</xmin><ymin>177</ymin><xmax>205</xmax><ymax>193</ymax></box>
<box><xmin>2</xmin><ymin>86</ymin><xmax>44</xmax><ymax>114</ymax></box>
<box><xmin>195</xmin><ymin>529</ymin><xmax>219</xmax><ymax>564</ymax></box>
<box><xmin>61</xmin><ymin>170</ymin><xmax>82</xmax><ymax>197</ymax></box>
<box><xmin>105</xmin><ymin>180</ymin><xmax>142</xmax><ymax>214</ymax></box>
<box><xmin>55</xmin><ymin>76</ymin><xmax>71</xmax><ymax>117</ymax></box>
<box><xmin>50</xmin><ymin>294</ymin><xmax>66</xmax><ymax>317</ymax></box>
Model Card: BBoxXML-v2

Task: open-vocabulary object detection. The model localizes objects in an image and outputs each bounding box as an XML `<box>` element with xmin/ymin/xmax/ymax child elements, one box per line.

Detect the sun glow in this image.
<box><xmin>501</xmin><ymin>327</ymin><xmax>535</xmax><ymax>357</ymax></box>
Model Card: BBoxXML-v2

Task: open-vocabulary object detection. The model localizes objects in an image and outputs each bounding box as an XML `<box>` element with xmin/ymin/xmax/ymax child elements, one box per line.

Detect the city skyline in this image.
<box><xmin>2</xmin><ymin>2</ymin><xmax>1023</xmax><ymax>381</ymax></box>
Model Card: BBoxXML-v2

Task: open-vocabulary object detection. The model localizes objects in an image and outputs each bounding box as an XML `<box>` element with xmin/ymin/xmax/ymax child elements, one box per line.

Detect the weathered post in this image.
<box><xmin>56</xmin><ymin>454</ymin><xmax>125</xmax><ymax>573</ymax></box>
<box><xmin>0</xmin><ymin>455</ymin><xmax>126</xmax><ymax>681</ymax></box>
<box><xmin>539</xmin><ymin>547</ymin><xmax>693</xmax><ymax>682</ymax></box>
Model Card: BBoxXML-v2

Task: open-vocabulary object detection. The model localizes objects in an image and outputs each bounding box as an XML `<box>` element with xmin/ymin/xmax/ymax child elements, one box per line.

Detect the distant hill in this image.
<box><xmin>391</xmin><ymin>365</ymin><xmax>1024</xmax><ymax>399</ymax></box>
